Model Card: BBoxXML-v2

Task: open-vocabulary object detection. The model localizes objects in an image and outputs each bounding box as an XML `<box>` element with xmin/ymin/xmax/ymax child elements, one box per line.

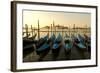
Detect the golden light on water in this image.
<box><xmin>23</xmin><ymin>10</ymin><xmax>91</xmax><ymax>28</ymax></box>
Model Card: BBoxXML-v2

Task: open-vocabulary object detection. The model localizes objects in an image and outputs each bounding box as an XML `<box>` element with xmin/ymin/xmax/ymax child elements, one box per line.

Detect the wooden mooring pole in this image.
<box><xmin>48</xmin><ymin>26</ymin><xmax>50</xmax><ymax>38</ymax></box>
<box><xmin>53</xmin><ymin>20</ymin><xmax>56</xmax><ymax>36</ymax></box>
<box><xmin>51</xmin><ymin>24</ymin><xmax>52</xmax><ymax>35</ymax></box>
<box><xmin>38</xmin><ymin>19</ymin><xmax>40</xmax><ymax>40</ymax></box>
<box><xmin>62</xmin><ymin>26</ymin><xmax>64</xmax><ymax>38</ymax></box>
<box><xmin>25</xmin><ymin>24</ymin><xmax>29</xmax><ymax>38</ymax></box>
<box><xmin>31</xmin><ymin>25</ymin><xmax>33</xmax><ymax>37</ymax></box>
<box><xmin>69</xmin><ymin>25</ymin><xmax>70</xmax><ymax>37</ymax></box>
<box><xmin>73</xmin><ymin>24</ymin><xmax>75</xmax><ymax>35</ymax></box>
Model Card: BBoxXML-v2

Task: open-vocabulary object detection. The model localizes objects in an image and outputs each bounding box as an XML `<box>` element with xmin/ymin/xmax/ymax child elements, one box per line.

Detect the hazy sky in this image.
<box><xmin>23</xmin><ymin>10</ymin><xmax>91</xmax><ymax>28</ymax></box>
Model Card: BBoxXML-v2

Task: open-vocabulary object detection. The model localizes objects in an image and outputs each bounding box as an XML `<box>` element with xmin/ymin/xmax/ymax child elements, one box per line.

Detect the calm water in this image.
<box><xmin>23</xmin><ymin>28</ymin><xmax>91</xmax><ymax>40</ymax></box>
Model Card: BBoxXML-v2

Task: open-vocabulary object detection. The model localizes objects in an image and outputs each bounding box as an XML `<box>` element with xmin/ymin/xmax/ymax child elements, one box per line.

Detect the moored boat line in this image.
<box><xmin>23</xmin><ymin>33</ymin><xmax>91</xmax><ymax>61</ymax></box>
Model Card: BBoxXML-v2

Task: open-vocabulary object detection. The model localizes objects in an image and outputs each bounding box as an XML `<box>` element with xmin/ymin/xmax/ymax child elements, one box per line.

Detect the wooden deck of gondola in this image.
<box><xmin>23</xmin><ymin>43</ymin><xmax>90</xmax><ymax>62</ymax></box>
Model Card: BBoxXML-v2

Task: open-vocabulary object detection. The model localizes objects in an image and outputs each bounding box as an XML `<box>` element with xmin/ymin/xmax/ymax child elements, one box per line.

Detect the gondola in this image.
<box><xmin>74</xmin><ymin>34</ymin><xmax>86</xmax><ymax>51</ymax></box>
<box><xmin>23</xmin><ymin>33</ymin><xmax>37</xmax><ymax>58</ymax></box>
<box><xmin>69</xmin><ymin>34</ymin><xmax>87</xmax><ymax>59</ymax></box>
<box><xmin>52</xmin><ymin>33</ymin><xmax>62</xmax><ymax>60</ymax></box>
<box><xmin>64</xmin><ymin>33</ymin><xmax>72</xmax><ymax>54</ymax></box>
<box><xmin>48</xmin><ymin>33</ymin><xmax>56</xmax><ymax>46</ymax></box>
<box><xmin>23</xmin><ymin>37</ymin><xmax>36</xmax><ymax>47</ymax></box>
<box><xmin>23</xmin><ymin>38</ymin><xmax>35</xmax><ymax>58</ymax></box>
<box><xmin>77</xmin><ymin>34</ymin><xmax>84</xmax><ymax>43</ymax></box>
<box><xmin>84</xmin><ymin>34</ymin><xmax>91</xmax><ymax>52</ymax></box>
<box><xmin>36</xmin><ymin>34</ymin><xmax>49</xmax><ymax>55</ymax></box>
<box><xmin>36</xmin><ymin>34</ymin><xmax>49</xmax><ymax>49</ymax></box>
<box><xmin>49</xmin><ymin>33</ymin><xmax>56</xmax><ymax>42</ymax></box>
<box><xmin>36</xmin><ymin>34</ymin><xmax>51</xmax><ymax>61</ymax></box>
<box><xmin>36</xmin><ymin>43</ymin><xmax>50</xmax><ymax>62</ymax></box>
<box><xmin>36</xmin><ymin>34</ymin><xmax>56</xmax><ymax>61</ymax></box>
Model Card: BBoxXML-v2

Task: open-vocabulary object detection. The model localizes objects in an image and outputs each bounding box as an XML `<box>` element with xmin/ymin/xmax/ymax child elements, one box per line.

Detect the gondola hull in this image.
<box><xmin>52</xmin><ymin>33</ymin><xmax>62</xmax><ymax>60</ymax></box>
<box><xmin>36</xmin><ymin>43</ymin><xmax>50</xmax><ymax>55</ymax></box>
<box><xmin>23</xmin><ymin>44</ymin><xmax>34</xmax><ymax>58</ymax></box>
<box><xmin>23</xmin><ymin>38</ymin><xmax>36</xmax><ymax>58</ymax></box>
<box><xmin>52</xmin><ymin>43</ymin><xmax>62</xmax><ymax>60</ymax></box>
<box><xmin>74</xmin><ymin>42</ymin><xmax>87</xmax><ymax>51</ymax></box>
<box><xmin>64</xmin><ymin>44</ymin><xmax>72</xmax><ymax>54</ymax></box>
<box><xmin>36</xmin><ymin>43</ymin><xmax>50</xmax><ymax>61</ymax></box>
<box><xmin>36</xmin><ymin>35</ymin><xmax>48</xmax><ymax>49</ymax></box>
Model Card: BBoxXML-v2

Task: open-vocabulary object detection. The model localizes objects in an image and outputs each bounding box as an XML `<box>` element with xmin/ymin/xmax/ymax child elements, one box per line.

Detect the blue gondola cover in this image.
<box><xmin>77</xmin><ymin>43</ymin><xmax>86</xmax><ymax>49</ymax></box>
<box><xmin>37</xmin><ymin>43</ymin><xmax>50</xmax><ymax>51</ymax></box>
<box><xmin>53</xmin><ymin>43</ymin><xmax>59</xmax><ymax>49</ymax></box>
<box><xmin>64</xmin><ymin>44</ymin><xmax>72</xmax><ymax>49</ymax></box>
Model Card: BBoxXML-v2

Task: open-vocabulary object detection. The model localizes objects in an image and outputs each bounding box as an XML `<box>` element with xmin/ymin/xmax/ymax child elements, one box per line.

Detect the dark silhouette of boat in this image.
<box><xmin>23</xmin><ymin>38</ymin><xmax>36</xmax><ymax>58</ymax></box>
<box><xmin>23</xmin><ymin>33</ymin><xmax>37</xmax><ymax>58</ymax></box>
<box><xmin>23</xmin><ymin>33</ymin><xmax>37</xmax><ymax>47</ymax></box>
<box><xmin>52</xmin><ymin>33</ymin><xmax>62</xmax><ymax>60</ymax></box>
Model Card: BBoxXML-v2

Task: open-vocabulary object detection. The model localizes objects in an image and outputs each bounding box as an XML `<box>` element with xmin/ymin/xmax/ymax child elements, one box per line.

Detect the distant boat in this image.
<box><xmin>52</xmin><ymin>33</ymin><xmax>62</xmax><ymax>60</ymax></box>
